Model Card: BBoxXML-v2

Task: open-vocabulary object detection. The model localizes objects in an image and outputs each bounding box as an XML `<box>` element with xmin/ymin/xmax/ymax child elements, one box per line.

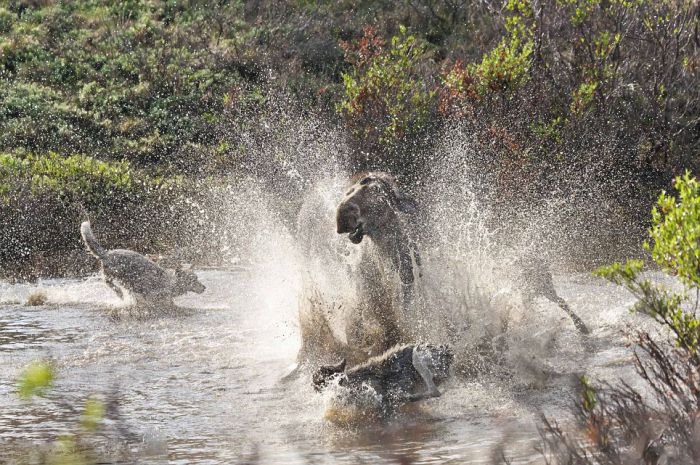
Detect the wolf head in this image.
<box><xmin>312</xmin><ymin>358</ymin><xmax>347</xmax><ymax>392</ymax></box>
<box><xmin>418</xmin><ymin>344</ymin><xmax>454</xmax><ymax>384</ymax></box>
<box><xmin>173</xmin><ymin>268</ymin><xmax>206</xmax><ymax>296</ymax></box>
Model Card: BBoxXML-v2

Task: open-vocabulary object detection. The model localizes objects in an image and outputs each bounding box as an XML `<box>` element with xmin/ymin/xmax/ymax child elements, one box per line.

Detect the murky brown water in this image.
<box><xmin>0</xmin><ymin>266</ymin><xmax>656</xmax><ymax>464</ymax></box>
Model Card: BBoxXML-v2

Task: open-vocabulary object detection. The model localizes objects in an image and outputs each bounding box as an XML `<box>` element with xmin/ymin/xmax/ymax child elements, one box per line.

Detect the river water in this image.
<box><xmin>0</xmin><ymin>265</ymin><xmax>656</xmax><ymax>464</ymax></box>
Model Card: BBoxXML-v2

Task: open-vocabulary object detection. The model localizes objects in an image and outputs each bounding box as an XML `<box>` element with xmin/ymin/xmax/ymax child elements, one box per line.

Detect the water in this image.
<box><xmin>0</xmin><ymin>267</ymin><xmax>654</xmax><ymax>464</ymax></box>
<box><xmin>0</xmin><ymin>129</ymin><xmax>659</xmax><ymax>463</ymax></box>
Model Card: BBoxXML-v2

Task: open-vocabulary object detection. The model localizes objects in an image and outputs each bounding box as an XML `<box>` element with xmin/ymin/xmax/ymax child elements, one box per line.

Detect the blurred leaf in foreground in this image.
<box><xmin>17</xmin><ymin>360</ymin><xmax>55</xmax><ymax>399</ymax></box>
<box><xmin>80</xmin><ymin>397</ymin><xmax>105</xmax><ymax>432</ymax></box>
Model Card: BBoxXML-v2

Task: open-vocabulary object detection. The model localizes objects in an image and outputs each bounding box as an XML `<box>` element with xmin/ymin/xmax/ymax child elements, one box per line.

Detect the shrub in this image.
<box><xmin>0</xmin><ymin>7</ymin><xmax>13</xmax><ymax>34</ymax></box>
<box><xmin>0</xmin><ymin>151</ymin><xmax>137</xmax><ymax>205</ymax></box>
<box><xmin>648</xmin><ymin>172</ymin><xmax>700</xmax><ymax>289</ymax></box>
<box><xmin>438</xmin><ymin>0</ymin><xmax>534</xmax><ymax>117</ymax></box>
<box><xmin>540</xmin><ymin>172</ymin><xmax>700</xmax><ymax>463</ymax></box>
<box><xmin>337</xmin><ymin>25</ymin><xmax>436</xmax><ymax>172</ymax></box>
<box><xmin>438</xmin><ymin>59</ymin><xmax>480</xmax><ymax>118</ymax></box>
<box><xmin>473</xmin><ymin>0</ymin><xmax>534</xmax><ymax>94</ymax></box>
<box><xmin>0</xmin><ymin>151</ymin><xmax>210</xmax><ymax>280</ymax></box>
<box><xmin>0</xmin><ymin>1</ymin><xmax>254</xmax><ymax>170</ymax></box>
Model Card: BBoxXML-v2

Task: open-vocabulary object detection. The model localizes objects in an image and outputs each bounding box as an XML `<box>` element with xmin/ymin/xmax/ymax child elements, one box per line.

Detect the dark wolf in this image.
<box><xmin>313</xmin><ymin>344</ymin><xmax>454</xmax><ymax>410</ymax></box>
<box><xmin>80</xmin><ymin>221</ymin><xmax>205</xmax><ymax>307</ymax></box>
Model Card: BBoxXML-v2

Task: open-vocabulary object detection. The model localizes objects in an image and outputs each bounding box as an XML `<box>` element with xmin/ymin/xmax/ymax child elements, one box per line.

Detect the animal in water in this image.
<box><xmin>80</xmin><ymin>221</ymin><xmax>205</xmax><ymax>307</ymax></box>
<box><xmin>513</xmin><ymin>256</ymin><xmax>589</xmax><ymax>334</ymax></box>
<box><xmin>313</xmin><ymin>344</ymin><xmax>454</xmax><ymax>411</ymax></box>
<box><xmin>335</xmin><ymin>172</ymin><xmax>422</xmax><ymax>356</ymax></box>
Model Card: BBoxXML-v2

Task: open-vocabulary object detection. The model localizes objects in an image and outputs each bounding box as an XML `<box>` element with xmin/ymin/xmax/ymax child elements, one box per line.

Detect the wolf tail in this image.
<box><xmin>80</xmin><ymin>221</ymin><xmax>107</xmax><ymax>259</ymax></box>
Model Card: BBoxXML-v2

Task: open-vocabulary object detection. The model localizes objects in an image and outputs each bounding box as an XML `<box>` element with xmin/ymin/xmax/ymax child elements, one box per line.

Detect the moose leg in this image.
<box><xmin>379</xmin><ymin>310</ymin><xmax>402</xmax><ymax>350</ymax></box>
<box><xmin>397</xmin><ymin>246</ymin><xmax>416</xmax><ymax>309</ymax></box>
<box><xmin>552</xmin><ymin>296</ymin><xmax>590</xmax><ymax>335</ymax></box>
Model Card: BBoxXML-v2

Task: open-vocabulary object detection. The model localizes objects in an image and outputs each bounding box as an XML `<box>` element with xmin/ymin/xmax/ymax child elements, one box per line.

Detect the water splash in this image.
<box><xmin>194</xmin><ymin>115</ymin><xmax>607</xmax><ymax>393</ymax></box>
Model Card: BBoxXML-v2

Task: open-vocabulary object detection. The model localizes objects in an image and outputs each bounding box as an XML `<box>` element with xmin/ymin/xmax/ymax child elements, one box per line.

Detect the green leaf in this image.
<box><xmin>580</xmin><ymin>375</ymin><xmax>597</xmax><ymax>412</ymax></box>
<box><xmin>80</xmin><ymin>396</ymin><xmax>105</xmax><ymax>432</ymax></box>
<box><xmin>17</xmin><ymin>360</ymin><xmax>55</xmax><ymax>399</ymax></box>
<box><xmin>649</xmin><ymin>171</ymin><xmax>700</xmax><ymax>288</ymax></box>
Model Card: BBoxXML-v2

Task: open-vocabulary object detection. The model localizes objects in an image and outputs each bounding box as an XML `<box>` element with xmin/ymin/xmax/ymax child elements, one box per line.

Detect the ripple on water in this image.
<box><xmin>0</xmin><ymin>270</ymin><xmax>654</xmax><ymax>464</ymax></box>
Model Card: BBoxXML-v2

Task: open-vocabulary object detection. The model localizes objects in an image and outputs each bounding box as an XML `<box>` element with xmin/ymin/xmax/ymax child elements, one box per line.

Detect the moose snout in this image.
<box><xmin>336</xmin><ymin>203</ymin><xmax>360</xmax><ymax>234</ymax></box>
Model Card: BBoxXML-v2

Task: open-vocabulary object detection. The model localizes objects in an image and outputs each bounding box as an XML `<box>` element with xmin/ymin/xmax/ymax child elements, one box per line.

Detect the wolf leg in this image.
<box><xmin>403</xmin><ymin>390</ymin><xmax>441</xmax><ymax>403</ymax></box>
<box><xmin>411</xmin><ymin>347</ymin><xmax>442</xmax><ymax>400</ymax></box>
<box><xmin>104</xmin><ymin>276</ymin><xmax>124</xmax><ymax>299</ymax></box>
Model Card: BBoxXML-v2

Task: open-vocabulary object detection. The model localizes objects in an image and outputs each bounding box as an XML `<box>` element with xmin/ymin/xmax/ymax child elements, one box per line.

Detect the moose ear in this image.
<box><xmin>373</xmin><ymin>174</ymin><xmax>418</xmax><ymax>214</ymax></box>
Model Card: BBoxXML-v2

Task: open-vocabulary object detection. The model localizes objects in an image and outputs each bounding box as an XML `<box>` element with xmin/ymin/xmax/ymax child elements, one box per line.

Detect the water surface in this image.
<box><xmin>0</xmin><ymin>269</ymin><xmax>651</xmax><ymax>464</ymax></box>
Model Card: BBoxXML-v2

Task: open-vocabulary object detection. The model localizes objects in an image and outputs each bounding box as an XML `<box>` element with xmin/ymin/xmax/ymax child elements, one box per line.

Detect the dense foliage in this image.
<box><xmin>2</xmin><ymin>0</ymin><xmax>697</xmax><ymax>171</ymax></box>
<box><xmin>338</xmin><ymin>25</ymin><xmax>436</xmax><ymax>172</ymax></box>
<box><xmin>0</xmin><ymin>0</ymin><xmax>698</xmax><ymax>276</ymax></box>
<box><xmin>0</xmin><ymin>0</ymin><xmax>257</xmax><ymax>168</ymax></box>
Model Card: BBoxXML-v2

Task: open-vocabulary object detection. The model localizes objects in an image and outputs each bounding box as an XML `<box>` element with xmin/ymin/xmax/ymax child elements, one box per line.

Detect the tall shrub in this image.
<box><xmin>337</xmin><ymin>25</ymin><xmax>436</xmax><ymax>174</ymax></box>
<box><xmin>540</xmin><ymin>172</ymin><xmax>700</xmax><ymax>463</ymax></box>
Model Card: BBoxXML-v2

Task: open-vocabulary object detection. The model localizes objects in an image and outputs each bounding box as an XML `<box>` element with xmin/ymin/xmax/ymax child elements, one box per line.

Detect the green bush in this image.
<box><xmin>596</xmin><ymin>171</ymin><xmax>700</xmax><ymax>355</ymax></box>
<box><xmin>541</xmin><ymin>173</ymin><xmax>700</xmax><ymax>462</ymax></box>
<box><xmin>0</xmin><ymin>1</ymin><xmax>252</xmax><ymax>169</ymax></box>
<box><xmin>438</xmin><ymin>0</ymin><xmax>534</xmax><ymax>113</ymax></box>
<box><xmin>0</xmin><ymin>7</ymin><xmax>13</xmax><ymax>34</ymax></box>
<box><xmin>1</xmin><ymin>152</ymin><xmax>137</xmax><ymax>204</ymax></box>
<box><xmin>473</xmin><ymin>0</ymin><xmax>534</xmax><ymax>94</ymax></box>
<box><xmin>647</xmin><ymin>172</ymin><xmax>700</xmax><ymax>289</ymax></box>
<box><xmin>337</xmin><ymin>25</ymin><xmax>436</xmax><ymax>169</ymax></box>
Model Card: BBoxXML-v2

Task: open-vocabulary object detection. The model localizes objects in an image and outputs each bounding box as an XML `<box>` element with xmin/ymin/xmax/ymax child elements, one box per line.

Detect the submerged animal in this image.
<box><xmin>335</xmin><ymin>172</ymin><xmax>422</xmax><ymax>356</ymax></box>
<box><xmin>313</xmin><ymin>344</ymin><xmax>454</xmax><ymax>411</ymax></box>
<box><xmin>80</xmin><ymin>221</ymin><xmax>205</xmax><ymax>306</ymax></box>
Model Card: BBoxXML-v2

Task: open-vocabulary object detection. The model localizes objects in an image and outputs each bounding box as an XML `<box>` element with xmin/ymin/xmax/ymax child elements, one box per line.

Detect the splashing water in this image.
<box><xmin>0</xmin><ymin>119</ymin><xmax>659</xmax><ymax>463</ymax></box>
